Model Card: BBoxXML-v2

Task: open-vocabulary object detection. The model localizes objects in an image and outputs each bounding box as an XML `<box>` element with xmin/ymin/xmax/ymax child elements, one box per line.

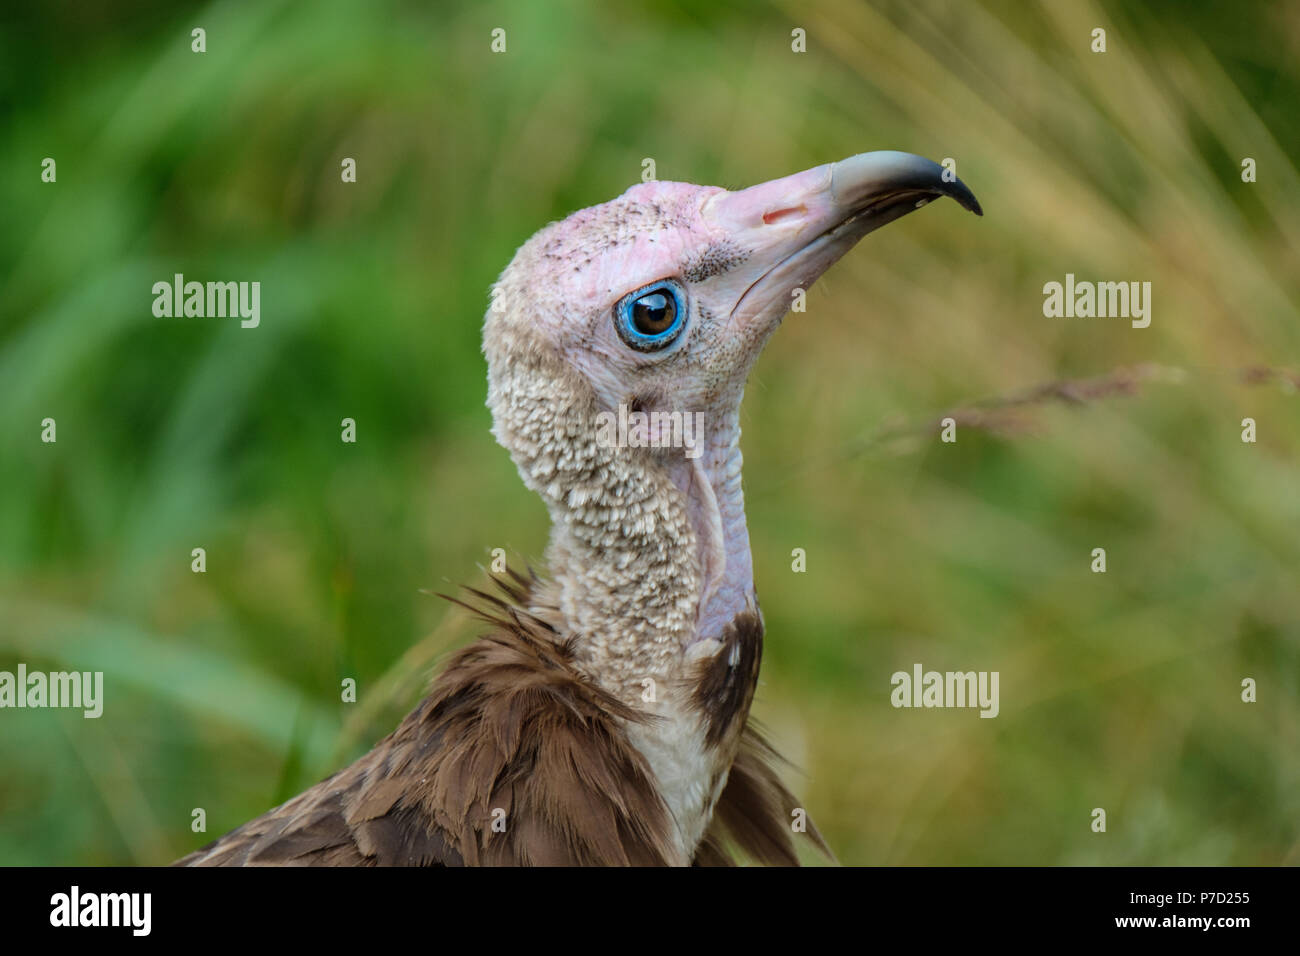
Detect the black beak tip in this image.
<box><xmin>942</xmin><ymin>176</ymin><xmax>983</xmax><ymax>217</ymax></box>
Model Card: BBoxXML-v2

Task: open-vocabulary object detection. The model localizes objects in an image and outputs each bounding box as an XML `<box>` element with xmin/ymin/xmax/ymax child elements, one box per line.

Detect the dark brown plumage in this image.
<box><xmin>178</xmin><ymin>570</ymin><xmax>826</xmax><ymax>866</ymax></box>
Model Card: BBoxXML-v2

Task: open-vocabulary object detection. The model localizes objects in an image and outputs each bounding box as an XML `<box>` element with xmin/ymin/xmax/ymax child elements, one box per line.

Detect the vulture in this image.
<box><xmin>178</xmin><ymin>150</ymin><xmax>981</xmax><ymax>867</ymax></box>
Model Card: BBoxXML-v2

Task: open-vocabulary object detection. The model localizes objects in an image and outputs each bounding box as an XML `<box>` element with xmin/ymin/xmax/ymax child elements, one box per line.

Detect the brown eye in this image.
<box><xmin>632</xmin><ymin>291</ymin><xmax>675</xmax><ymax>334</ymax></box>
<box><xmin>614</xmin><ymin>280</ymin><xmax>687</xmax><ymax>352</ymax></box>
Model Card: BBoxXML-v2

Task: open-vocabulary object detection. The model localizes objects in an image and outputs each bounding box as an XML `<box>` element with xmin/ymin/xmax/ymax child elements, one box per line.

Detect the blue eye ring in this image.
<box><xmin>613</xmin><ymin>279</ymin><xmax>687</xmax><ymax>352</ymax></box>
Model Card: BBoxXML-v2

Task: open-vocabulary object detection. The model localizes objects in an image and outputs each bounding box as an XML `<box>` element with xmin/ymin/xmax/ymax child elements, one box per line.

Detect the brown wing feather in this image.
<box><xmin>686</xmin><ymin>609</ymin><xmax>833</xmax><ymax>866</ymax></box>
<box><xmin>693</xmin><ymin>726</ymin><xmax>835</xmax><ymax>866</ymax></box>
<box><xmin>177</xmin><ymin>576</ymin><xmax>676</xmax><ymax>867</ymax></box>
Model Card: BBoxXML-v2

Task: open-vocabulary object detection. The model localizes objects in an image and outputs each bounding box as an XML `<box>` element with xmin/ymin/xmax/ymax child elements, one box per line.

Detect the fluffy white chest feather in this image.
<box><xmin>621</xmin><ymin>635</ymin><xmax>735</xmax><ymax>865</ymax></box>
<box><xmin>624</xmin><ymin>696</ymin><xmax>723</xmax><ymax>864</ymax></box>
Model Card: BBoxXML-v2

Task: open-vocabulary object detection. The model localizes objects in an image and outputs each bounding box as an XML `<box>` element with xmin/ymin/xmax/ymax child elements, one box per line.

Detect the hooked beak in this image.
<box><xmin>701</xmin><ymin>150</ymin><xmax>982</xmax><ymax>329</ymax></box>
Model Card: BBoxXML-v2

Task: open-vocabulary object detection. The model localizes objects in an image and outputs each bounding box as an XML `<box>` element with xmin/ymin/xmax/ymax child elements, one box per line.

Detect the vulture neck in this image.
<box><xmin>490</xmin><ymin>346</ymin><xmax>762</xmax><ymax>862</ymax></box>
<box><xmin>542</xmin><ymin>397</ymin><xmax>758</xmax><ymax>704</ymax></box>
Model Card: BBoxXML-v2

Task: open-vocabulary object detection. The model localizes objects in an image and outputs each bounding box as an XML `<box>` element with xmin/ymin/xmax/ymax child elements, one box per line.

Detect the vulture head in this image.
<box><xmin>485</xmin><ymin>151</ymin><xmax>980</xmax><ymax>687</ymax></box>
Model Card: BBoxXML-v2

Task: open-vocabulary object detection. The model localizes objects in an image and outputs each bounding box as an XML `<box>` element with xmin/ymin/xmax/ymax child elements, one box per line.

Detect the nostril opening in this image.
<box><xmin>762</xmin><ymin>205</ymin><xmax>806</xmax><ymax>225</ymax></box>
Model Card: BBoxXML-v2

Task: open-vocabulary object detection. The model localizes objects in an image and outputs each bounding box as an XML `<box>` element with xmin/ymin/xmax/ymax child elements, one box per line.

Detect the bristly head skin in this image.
<box><xmin>482</xmin><ymin>152</ymin><xmax>980</xmax><ymax>860</ymax></box>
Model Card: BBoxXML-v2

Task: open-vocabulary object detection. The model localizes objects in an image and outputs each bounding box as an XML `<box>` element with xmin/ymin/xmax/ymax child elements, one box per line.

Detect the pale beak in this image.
<box><xmin>701</xmin><ymin>150</ymin><xmax>982</xmax><ymax>329</ymax></box>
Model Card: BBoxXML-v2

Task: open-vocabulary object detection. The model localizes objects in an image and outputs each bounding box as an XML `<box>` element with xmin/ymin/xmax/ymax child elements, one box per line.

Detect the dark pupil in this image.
<box><xmin>632</xmin><ymin>292</ymin><xmax>675</xmax><ymax>335</ymax></box>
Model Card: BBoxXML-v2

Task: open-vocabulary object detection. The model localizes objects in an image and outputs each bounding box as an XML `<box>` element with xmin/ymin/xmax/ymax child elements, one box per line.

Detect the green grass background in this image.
<box><xmin>1</xmin><ymin>0</ymin><xmax>1297</xmax><ymax>865</ymax></box>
